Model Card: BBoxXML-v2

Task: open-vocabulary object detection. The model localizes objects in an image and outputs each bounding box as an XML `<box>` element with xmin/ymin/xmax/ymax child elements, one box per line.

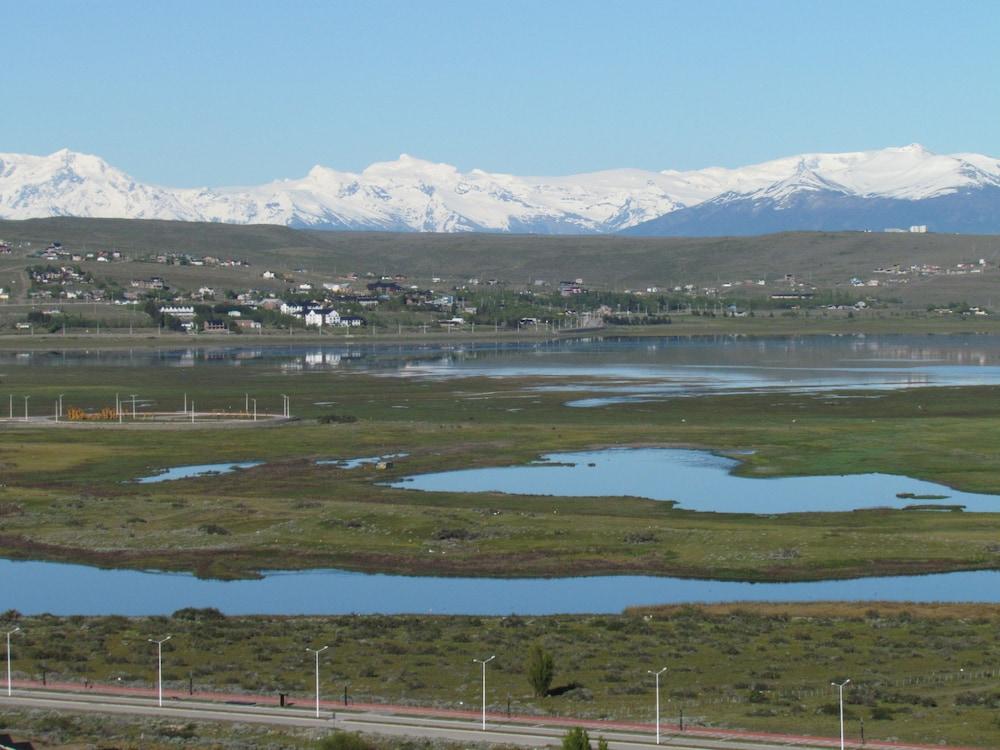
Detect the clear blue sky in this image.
<box><xmin>4</xmin><ymin>0</ymin><xmax>999</xmax><ymax>186</ymax></box>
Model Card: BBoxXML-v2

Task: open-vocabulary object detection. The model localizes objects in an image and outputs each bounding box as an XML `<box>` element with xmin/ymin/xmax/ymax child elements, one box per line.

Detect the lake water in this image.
<box><xmin>391</xmin><ymin>448</ymin><xmax>1000</xmax><ymax>513</ymax></box>
<box><xmin>10</xmin><ymin>335</ymin><xmax>1000</xmax><ymax>404</ymax></box>
<box><xmin>4</xmin><ymin>559</ymin><xmax>1000</xmax><ymax>615</ymax></box>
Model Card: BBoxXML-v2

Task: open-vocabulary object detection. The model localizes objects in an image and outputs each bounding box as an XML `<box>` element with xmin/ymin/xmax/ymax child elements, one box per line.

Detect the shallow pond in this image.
<box><xmin>134</xmin><ymin>461</ymin><xmax>263</xmax><ymax>483</ymax></box>
<box><xmin>3</xmin><ymin>559</ymin><xmax>1000</xmax><ymax>615</ymax></box>
<box><xmin>316</xmin><ymin>453</ymin><xmax>408</xmax><ymax>469</ymax></box>
<box><xmin>391</xmin><ymin>448</ymin><xmax>1000</xmax><ymax>513</ymax></box>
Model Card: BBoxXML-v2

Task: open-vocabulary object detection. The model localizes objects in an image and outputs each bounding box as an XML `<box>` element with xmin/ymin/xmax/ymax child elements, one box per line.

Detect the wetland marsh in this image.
<box><xmin>2</xmin><ymin>334</ymin><xmax>1000</xmax><ymax>589</ymax></box>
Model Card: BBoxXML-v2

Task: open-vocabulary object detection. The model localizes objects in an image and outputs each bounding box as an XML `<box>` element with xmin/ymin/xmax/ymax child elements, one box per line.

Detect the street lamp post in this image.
<box><xmin>648</xmin><ymin>667</ymin><xmax>667</xmax><ymax>745</ymax></box>
<box><xmin>832</xmin><ymin>678</ymin><xmax>851</xmax><ymax>750</ymax></box>
<box><xmin>22</xmin><ymin>395</ymin><xmax>29</xmax><ymax>422</ymax></box>
<box><xmin>306</xmin><ymin>645</ymin><xmax>329</xmax><ymax>718</ymax></box>
<box><xmin>58</xmin><ymin>394</ymin><xmax>64</xmax><ymax>420</ymax></box>
<box><xmin>472</xmin><ymin>655</ymin><xmax>495</xmax><ymax>730</ymax></box>
<box><xmin>5</xmin><ymin>626</ymin><xmax>21</xmax><ymax>696</ymax></box>
<box><xmin>148</xmin><ymin>635</ymin><xmax>172</xmax><ymax>707</ymax></box>
<box><xmin>130</xmin><ymin>394</ymin><xmax>138</xmax><ymax>419</ymax></box>
<box><xmin>252</xmin><ymin>398</ymin><xmax>257</xmax><ymax>421</ymax></box>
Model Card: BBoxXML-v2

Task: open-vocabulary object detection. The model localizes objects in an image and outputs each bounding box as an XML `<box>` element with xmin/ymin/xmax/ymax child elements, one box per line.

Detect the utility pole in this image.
<box><xmin>472</xmin><ymin>655</ymin><xmax>495</xmax><ymax>730</ymax></box>
<box><xmin>148</xmin><ymin>635</ymin><xmax>172</xmax><ymax>707</ymax></box>
<box><xmin>6</xmin><ymin>627</ymin><xmax>21</xmax><ymax>696</ymax></box>
<box><xmin>832</xmin><ymin>679</ymin><xmax>851</xmax><ymax>750</ymax></box>
<box><xmin>305</xmin><ymin>646</ymin><xmax>329</xmax><ymax>719</ymax></box>
<box><xmin>649</xmin><ymin>667</ymin><xmax>667</xmax><ymax>745</ymax></box>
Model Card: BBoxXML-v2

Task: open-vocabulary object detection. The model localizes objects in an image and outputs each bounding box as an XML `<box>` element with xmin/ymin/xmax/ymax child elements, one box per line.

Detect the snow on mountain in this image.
<box><xmin>2</xmin><ymin>145</ymin><xmax>1000</xmax><ymax>235</ymax></box>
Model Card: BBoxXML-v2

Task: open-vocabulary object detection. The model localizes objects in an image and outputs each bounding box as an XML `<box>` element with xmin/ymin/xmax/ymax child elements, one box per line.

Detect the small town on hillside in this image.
<box><xmin>1</xmin><ymin>232</ymin><xmax>998</xmax><ymax>334</ymax></box>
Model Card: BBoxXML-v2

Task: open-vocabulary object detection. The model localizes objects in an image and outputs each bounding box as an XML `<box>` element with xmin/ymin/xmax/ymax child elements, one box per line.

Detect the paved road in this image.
<box><xmin>0</xmin><ymin>689</ymin><xmax>926</xmax><ymax>750</ymax></box>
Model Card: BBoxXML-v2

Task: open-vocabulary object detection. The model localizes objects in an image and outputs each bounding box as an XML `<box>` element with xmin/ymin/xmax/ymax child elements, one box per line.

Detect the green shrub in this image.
<box><xmin>561</xmin><ymin>726</ymin><xmax>591</xmax><ymax>750</ymax></box>
<box><xmin>318</xmin><ymin>731</ymin><xmax>376</xmax><ymax>750</ymax></box>
<box><xmin>317</xmin><ymin>414</ymin><xmax>359</xmax><ymax>424</ymax></box>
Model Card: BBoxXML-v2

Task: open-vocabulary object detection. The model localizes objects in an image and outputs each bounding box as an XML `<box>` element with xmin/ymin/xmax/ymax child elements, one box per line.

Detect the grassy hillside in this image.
<box><xmin>3</xmin><ymin>218</ymin><xmax>1000</xmax><ymax>304</ymax></box>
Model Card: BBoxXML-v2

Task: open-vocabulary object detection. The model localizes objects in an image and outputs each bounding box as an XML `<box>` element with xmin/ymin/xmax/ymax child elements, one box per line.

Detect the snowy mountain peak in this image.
<box><xmin>2</xmin><ymin>145</ymin><xmax>1000</xmax><ymax>234</ymax></box>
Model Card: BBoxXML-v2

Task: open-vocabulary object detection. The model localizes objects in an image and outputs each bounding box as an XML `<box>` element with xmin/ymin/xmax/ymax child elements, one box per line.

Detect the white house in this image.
<box><xmin>261</xmin><ymin>270</ymin><xmax>276</xmax><ymax>279</ymax></box>
<box><xmin>304</xmin><ymin>308</ymin><xmax>342</xmax><ymax>327</ymax></box>
<box><xmin>280</xmin><ymin>302</ymin><xmax>303</xmax><ymax>317</ymax></box>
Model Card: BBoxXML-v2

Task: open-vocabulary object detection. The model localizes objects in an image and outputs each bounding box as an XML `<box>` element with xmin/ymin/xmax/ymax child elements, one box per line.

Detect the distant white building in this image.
<box><xmin>160</xmin><ymin>305</ymin><xmax>195</xmax><ymax>319</ymax></box>
<box><xmin>303</xmin><ymin>308</ymin><xmax>343</xmax><ymax>327</ymax></box>
<box><xmin>280</xmin><ymin>302</ymin><xmax>303</xmax><ymax>317</ymax></box>
<box><xmin>909</xmin><ymin>225</ymin><xmax>928</xmax><ymax>233</ymax></box>
<box><xmin>261</xmin><ymin>270</ymin><xmax>276</xmax><ymax>279</ymax></box>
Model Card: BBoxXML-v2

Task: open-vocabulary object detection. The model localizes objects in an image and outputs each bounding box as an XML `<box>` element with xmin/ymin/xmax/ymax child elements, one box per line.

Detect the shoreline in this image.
<box><xmin>2</xmin><ymin>315</ymin><xmax>1000</xmax><ymax>350</ymax></box>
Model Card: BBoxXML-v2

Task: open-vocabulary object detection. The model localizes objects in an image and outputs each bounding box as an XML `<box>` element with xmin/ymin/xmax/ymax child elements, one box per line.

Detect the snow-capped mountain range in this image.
<box><xmin>3</xmin><ymin>144</ymin><xmax>1000</xmax><ymax>236</ymax></box>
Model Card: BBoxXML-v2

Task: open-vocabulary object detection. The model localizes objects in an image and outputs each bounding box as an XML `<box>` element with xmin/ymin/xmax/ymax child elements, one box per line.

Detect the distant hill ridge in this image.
<box><xmin>2</xmin><ymin>145</ymin><xmax>1000</xmax><ymax>235</ymax></box>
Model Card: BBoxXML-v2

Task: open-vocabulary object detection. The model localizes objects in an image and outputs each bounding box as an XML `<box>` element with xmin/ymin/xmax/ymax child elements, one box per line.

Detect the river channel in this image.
<box><xmin>4</xmin><ymin>559</ymin><xmax>1000</xmax><ymax>616</ymax></box>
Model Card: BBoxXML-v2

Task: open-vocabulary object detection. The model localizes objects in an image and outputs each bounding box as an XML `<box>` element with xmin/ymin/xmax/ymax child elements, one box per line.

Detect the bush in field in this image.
<box><xmin>318</xmin><ymin>732</ymin><xmax>376</xmax><ymax>750</ymax></box>
<box><xmin>317</xmin><ymin>414</ymin><xmax>358</xmax><ymax>424</ymax></box>
<box><xmin>527</xmin><ymin>642</ymin><xmax>555</xmax><ymax>697</ymax></box>
<box><xmin>561</xmin><ymin>726</ymin><xmax>591</xmax><ymax>750</ymax></box>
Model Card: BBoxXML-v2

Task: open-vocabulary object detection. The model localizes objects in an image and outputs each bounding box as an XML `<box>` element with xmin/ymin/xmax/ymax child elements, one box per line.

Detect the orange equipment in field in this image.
<box><xmin>66</xmin><ymin>406</ymin><xmax>117</xmax><ymax>421</ymax></box>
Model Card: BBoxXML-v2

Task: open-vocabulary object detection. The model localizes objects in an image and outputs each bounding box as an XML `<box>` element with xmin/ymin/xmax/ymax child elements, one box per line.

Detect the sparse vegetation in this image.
<box><xmin>0</xmin><ymin>605</ymin><xmax>997</xmax><ymax>746</ymax></box>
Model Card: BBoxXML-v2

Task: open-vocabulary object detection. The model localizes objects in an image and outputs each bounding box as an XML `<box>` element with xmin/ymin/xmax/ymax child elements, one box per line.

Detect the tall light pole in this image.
<box><xmin>832</xmin><ymin>678</ymin><xmax>851</xmax><ymax>750</ymax></box>
<box><xmin>472</xmin><ymin>655</ymin><xmax>495</xmax><ymax>730</ymax></box>
<box><xmin>281</xmin><ymin>394</ymin><xmax>289</xmax><ymax>418</ymax></box>
<box><xmin>306</xmin><ymin>645</ymin><xmax>329</xmax><ymax>718</ymax></box>
<box><xmin>130</xmin><ymin>394</ymin><xmax>138</xmax><ymax>418</ymax></box>
<box><xmin>5</xmin><ymin>626</ymin><xmax>21</xmax><ymax>696</ymax></box>
<box><xmin>252</xmin><ymin>398</ymin><xmax>257</xmax><ymax>421</ymax></box>
<box><xmin>648</xmin><ymin>667</ymin><xmax>667</xmax><ymax>745</ymax></box>
<box><xmin>22</xmin><ymin>395</ymin><xmax>29</xmax><ymax>422</ymax></box>
<box><xmin>57</xmin><ymin>393</ymin><xmax>64</xmax><ymax>420</ymax></box>
<box><xmin>148</xmin><ymin>635</ymin><xmax>171</xmax><ymax>707</ymax></box>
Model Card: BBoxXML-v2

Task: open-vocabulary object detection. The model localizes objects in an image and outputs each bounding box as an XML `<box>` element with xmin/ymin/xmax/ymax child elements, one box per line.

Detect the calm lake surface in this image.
<box><xmin>392</xmin><ymin>448</ymin><xmax>1000</xmax><ymax>513</ymax></box>
<box><xmin>4</xmin><ymin>559</ymin><xmax>1000</xmax><ymax>615</ymax></box>
<box><xmin>9</xmin><ymin>334</ymin><xmax>1000</xmax><ymax>403</ymax></box>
